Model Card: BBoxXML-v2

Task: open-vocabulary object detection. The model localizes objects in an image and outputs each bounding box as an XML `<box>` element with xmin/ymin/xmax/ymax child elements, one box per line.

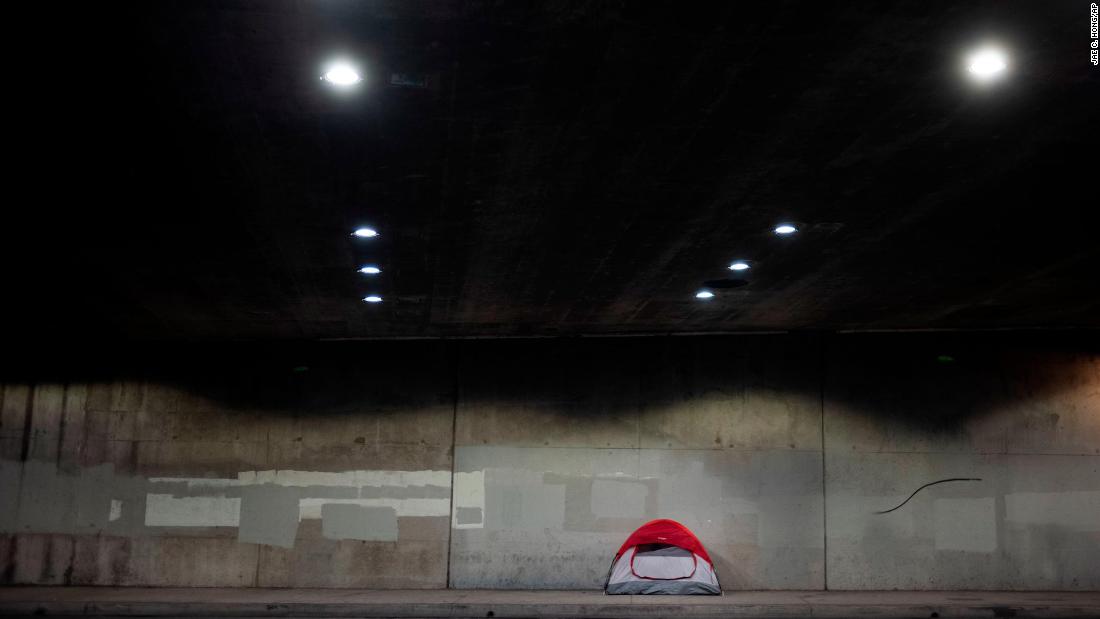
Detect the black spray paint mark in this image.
<box><xmin>875</xmin><ymin>478</ymin><xmax>983</xmax><ymax>514</ymax></box>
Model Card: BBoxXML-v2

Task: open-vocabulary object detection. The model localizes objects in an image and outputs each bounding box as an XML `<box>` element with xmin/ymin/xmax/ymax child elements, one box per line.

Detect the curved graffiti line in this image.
<box><xmin>874</xmin><ymin>478</ymin><xmax>983</xmax><ymax>514</ymax></box>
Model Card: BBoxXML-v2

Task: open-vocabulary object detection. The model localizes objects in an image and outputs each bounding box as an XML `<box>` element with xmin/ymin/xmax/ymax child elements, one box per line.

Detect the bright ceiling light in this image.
<box><xmin>358</xmin><ymin>266</ymin><xmax>381</xmax><ymax>275</ymax></box>
<box><xmin>352</xmin><ymin>227</ymin><xmax>378</xmax><ymax>238</ymax></box>
<box><xmin>728</xmin><ymin>261</ymin><xmax>751</xmax><ymax>271</ymax></box>
<box><xmin>322</xmin><ymin>62</ymin><xmax>362</xmax><ymax>86</ymax></box>
<box><xmin>774</xmin><ymin>224</ymin><xmax>797</xmax><ymax>235</ymax></box>
<box><xmin>363</xmin><ymin>295</ymin><xmax>383</xmax><ymax>303</ymax></box>
<box><xmin>695</xmin><ymin>290</ymin><xmax>715</xmax><ymax>300</ymax></box>
<box><xmin>967</xmin><ymin>47</ymin><xmax>1008</xmax><ymax>80</ymax></box>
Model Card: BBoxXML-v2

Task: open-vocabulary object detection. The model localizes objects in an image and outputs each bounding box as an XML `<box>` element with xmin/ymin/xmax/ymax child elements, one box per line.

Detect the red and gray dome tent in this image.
<box><xmin>604</xmin><ymin>519</ymin><xmax>722</xmax><ymax>595</ymax></box>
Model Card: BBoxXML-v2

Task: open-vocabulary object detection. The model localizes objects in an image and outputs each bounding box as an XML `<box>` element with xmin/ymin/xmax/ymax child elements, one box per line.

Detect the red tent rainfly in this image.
<box><xmin>604</xmin><ymin>519</ymin><xmax>722</xmax><ymax>595</ymax></box>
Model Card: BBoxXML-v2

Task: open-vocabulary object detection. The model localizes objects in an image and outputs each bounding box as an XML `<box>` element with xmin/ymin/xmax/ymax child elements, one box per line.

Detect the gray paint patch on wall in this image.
<box><xmin>1005</xmin><ymin>491</ymin><xmax>1100</xmax><ymax>529</ymax></box>
<box><xmin>0</xmin><ymin>461</ymin><xmax>22</xmax><ymax>531</ymax></box>
<box><xmin>483</xmin><ymin>468</ymin><xmax>566</xmax><ymax>531</ymax></box>
<box><xmin>15</xmin><ymin>461</ymin><xmax>74</xmax><ymax>533</ymax></box>
<box><xmin>73</xmin><ymin>464</ymin><xmax>118</xmax><ymax>532</ymax></box>
<box><xmin>455</xmin><ymin>507</ymin><xmax>483</xmax><ymax>526</ymax></box>
<box><xmin>322</xmin><ymin>504</ymin><xmax>398</xmax><ymax>542</ymax></box>
<box><xmin>238</xmin><ymin>484</ymin><xmax>299</xmax><ymax>548</ymax></box>
<box><xmin>934</xmin><ymin>497</ymin><xmax>997</xmax><ymax>553</ymax></box>
<box><xmin>591</xmin><ymin>479</ymin><xmax>647</xmax><ymax>518</ymax></box>
<box><xmin>501</xmin><ymin>487</ymin><xmax>523</xmax><ymax>527</ymax></box>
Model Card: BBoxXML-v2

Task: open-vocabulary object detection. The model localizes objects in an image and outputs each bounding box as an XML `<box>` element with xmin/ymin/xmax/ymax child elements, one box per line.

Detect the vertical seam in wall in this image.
<box><xmin>19</xmin><ymin>383</ymin><xmax>36</xmax><ymax>462</ymax></box>
<box><xmin>13</xmin><ymin>383</ymin><xmax>37</xmax><ymax>534</ymax></box>
<box><xmin>440</xmin><ymin>58</ymin><xmax>461</xmax><ymax>589</ymax></box>
<box><xmin>635</xmin><ymin>340</ymin><xmax>651</xmax><ymax>478</ymax></box>
<box><xmin>819</xmin><ymin>333</ymin><xmax>828</xmax><ymax>590</ymax></box>
<box><xmin>445</xmin><ymin>340</ymin><xmax>460</xmax><ymax>589</ymax></box>
<box><xmin>254</xmin><ymin>425</ymin><xmax>272</xmax><ymax>587</ymax></box>
<box><xmin>56</xmin><ymin>384</ymin><xmax>69</xmax><ymax>470</ymax></box>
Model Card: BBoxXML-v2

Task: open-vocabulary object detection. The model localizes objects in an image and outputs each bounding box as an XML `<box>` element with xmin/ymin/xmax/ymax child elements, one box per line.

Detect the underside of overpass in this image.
<box><xmin>1</xmin><ymin>0</ymin><xmax>1098</xmax><ymax>610</ymax></box>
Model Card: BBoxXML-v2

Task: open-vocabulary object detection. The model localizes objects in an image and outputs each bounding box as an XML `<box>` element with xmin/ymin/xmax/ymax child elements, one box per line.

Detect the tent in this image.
<box><xmin>604</xmin><ymin>519</ymin><xmax>722</xmax><ymax>595</ymax></box>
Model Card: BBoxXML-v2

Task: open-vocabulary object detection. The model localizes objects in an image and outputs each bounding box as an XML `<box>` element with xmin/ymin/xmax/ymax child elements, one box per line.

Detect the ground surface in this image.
<box><xmin>0</xmin><ymin>587</ymin><xmax>1098</xmax><ymax>618</ymax></box>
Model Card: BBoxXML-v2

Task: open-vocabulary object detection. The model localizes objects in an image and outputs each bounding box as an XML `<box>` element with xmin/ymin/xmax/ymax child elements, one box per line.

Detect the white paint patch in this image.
<box><xmin>144</xmin><ymin>494</ymin><xmax>241</xmax><ymax>527</ymax></box>
<box><xmin>141</xmin><ymin>469</ymin><xmax>466</xmax><ymax>532</ymax></box>
<box><xmin>148</xmin><ymin>477</ymin><xmax>242</xmax><ymax>488</ymax></box>
<box><xmin>453</xmin><ymin>471</ymin><xmax>486</xmax><ymax>529</ymax></box>
<box><xmin>109</xmin><ymin>500</ymin><xmax>123</xmax><ymax>522</ymax></box>
<box><xmin>933</xmin><ymin>497</ymin><xmax>996</xmax><ymax>553</ymax></box>
<box><xmin>1005</xmin><ymin>491</ymin><xmax>1100</xmax><ymax>530</ymax></box>
<box><xmin>299</xmin><ymin>497</ymin><xmax>449</xmax><ymax>519</ymax></box>
<box><xmin>239</xmin><ymin>469</ymin><xmax>451</xmax><ymax>488</ymax></box>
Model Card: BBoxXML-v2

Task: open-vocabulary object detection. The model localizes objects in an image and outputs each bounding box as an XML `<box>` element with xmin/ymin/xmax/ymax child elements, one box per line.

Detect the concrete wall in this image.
<box><xmin>0</xmin><ymin>342</ymin><xmax>455</xmax><ymax>588</ymax></box>
<box><xmin>824</xmin><ymin>338</ymin><xmax>1100</xmax><ymax>590</ymax></box>
<box><xmin>1</xmin><ymin>334</ymin><xmax>1097</xmax><ymax>589</ymax></box>
<box><xmin>449</xmin><ymin>336</ymin><xmax>824</xmax><ymax>590</ymax></box>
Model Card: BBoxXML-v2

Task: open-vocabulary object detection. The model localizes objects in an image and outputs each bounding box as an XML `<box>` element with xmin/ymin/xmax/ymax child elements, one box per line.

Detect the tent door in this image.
<box><xmin>629</xmin><ymin>544</ymin><xmax>697</xmax><ymax>580</ymax></box>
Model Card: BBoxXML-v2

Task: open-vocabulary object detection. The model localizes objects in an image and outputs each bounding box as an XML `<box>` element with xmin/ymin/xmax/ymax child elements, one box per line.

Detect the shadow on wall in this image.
<box><xmin>453</xmin><ymin>334</ymin><xmax>824</xmax><ymax>449</ymax></box>
<box><xmin>1</xmin><ymin>339</ymin><xmax>457</xmax><ymax>414</ymax></box>
<box><xmin>4</xmin><ymin>331</ymin><xmax>1092</xmax><ymax>437</ymax></box>
<box><xmin>2</xmin><ymin>334</ymin><xmax>825</xmax><ymax>428</ymax></box>
<box><xmin>823</xmin><ymin>331</ymin><xmax>1100</xmax><ymax>454</ymax></box>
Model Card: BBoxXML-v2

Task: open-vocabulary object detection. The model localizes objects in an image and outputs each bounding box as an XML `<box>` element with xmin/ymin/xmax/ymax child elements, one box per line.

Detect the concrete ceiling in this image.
<box><xmin>10</xmin><ymin>0</ymin><xmax>1100</xmax><ymax>341</ymax></box>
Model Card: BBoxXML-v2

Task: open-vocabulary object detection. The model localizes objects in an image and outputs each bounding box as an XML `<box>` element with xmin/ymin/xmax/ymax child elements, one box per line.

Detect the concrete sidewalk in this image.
<box><xmin>0</xmin><ymin>587</ymin><xmax>1098</xmax><ymax>619</ymax></box>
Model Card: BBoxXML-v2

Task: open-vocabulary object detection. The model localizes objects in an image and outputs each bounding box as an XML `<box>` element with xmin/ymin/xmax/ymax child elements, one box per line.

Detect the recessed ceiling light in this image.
<box><xmin>358</xmin><ymin>266</ymin><xmax>381</xmax><ymax>275</ymax></box>
<box><xmin>352</xmin><ymin>227</ymin><xmax>378</xmax><ymax>238</ymax></box>
<box><xmin>967</xmin><ymin>47</ymin><xmax>1008</xmax><ymax>80</ymax></box>
<box><xmin>363</xmin><ymin>295</ymin><xmax>383</xmax><ymax>303</ymax></box>
<box><xmin>728</xmin><ymin>261</ymin><xmax>751</xmax><ymax>271</ymax></box>
<box><xmin>322</xmin><ymin>62</ymin><xmax>362</xmax><ymax>86</ymax></box>
<box><xmin>695</xmin><ymin>290</ymin><xmax>715</xmax><ymax>300</ymax></box>
<box><xmin>774</xmin><ymin>224</ymin><xmax>797</xmax><ymax>235</ymax></box>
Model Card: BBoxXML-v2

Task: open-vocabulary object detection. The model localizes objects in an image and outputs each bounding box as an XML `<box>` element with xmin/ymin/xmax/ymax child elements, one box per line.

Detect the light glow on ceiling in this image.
<box><xmin>358</xmin><ymin>265</ymin><xmax>381</xmax><ymax>275</ymax></box>
<box><xmin>774</xmin><ymin>224</ymin><xmax>797</xmax><ymax>235</ymax></box>
<box><xmin>728</xmin><ymin>261</ymin><xmax>750</xmax><ymax>271</ymax></box>
<box><xmin>967</xmin><ymin>47</ymin><xmax>1008</xmax><ymax>80</ymax></box>
<box><xmin>363</xmin><ymin>295</ymin><xmax>383</xmax><ymax>303</ymax></box>
<box><xmin>695</xmin><ymin>290</ymin><xmax>715</xmax><ymax>300</ymax></box>
<box><xmin>322</xmin><ymin>62</ymin><xmax>362</xmax><ymax>86</ymax></box>
<box><xmin>352</xmin><ymin>227</ymin><xmax>378</xmax><ymax>238</ymax></box>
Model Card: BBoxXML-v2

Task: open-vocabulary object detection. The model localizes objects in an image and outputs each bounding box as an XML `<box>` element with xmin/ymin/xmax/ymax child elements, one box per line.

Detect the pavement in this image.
<box><xmin>0</xmin><ymin>587</ymin><xmax>1098</xmax><ymax>619</ymax></box>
